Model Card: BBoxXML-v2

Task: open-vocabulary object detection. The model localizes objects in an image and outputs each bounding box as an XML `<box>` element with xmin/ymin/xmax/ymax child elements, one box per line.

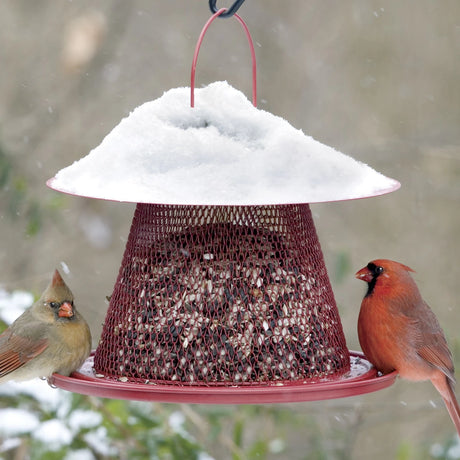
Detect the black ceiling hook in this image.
<box><xmin>209</xmin><ymin>0</ymin><xmax>246</xmax><ymax>18</ymax></box>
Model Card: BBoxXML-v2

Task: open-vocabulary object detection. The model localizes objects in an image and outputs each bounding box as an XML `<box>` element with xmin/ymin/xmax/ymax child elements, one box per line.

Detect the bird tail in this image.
<box><xmin>443</xmin><ymin>384</ymin><xmax>460</xmax><ymax>437</ymax></box>
<box><xmin>432</xmin><ymin>374</ymin><xmax>460</xmax><ymax>437</ymax></box>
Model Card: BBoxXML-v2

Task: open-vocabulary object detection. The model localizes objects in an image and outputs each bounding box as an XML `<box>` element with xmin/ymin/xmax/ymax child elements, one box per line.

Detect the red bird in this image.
<box><xmin>356</xmin><ymin>259</ymin><xmax>460</xmax><ymax>435</ymax></box>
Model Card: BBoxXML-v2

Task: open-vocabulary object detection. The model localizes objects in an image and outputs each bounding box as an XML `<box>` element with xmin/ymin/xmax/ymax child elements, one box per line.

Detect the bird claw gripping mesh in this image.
<box><xmin>94</xmin><ymin>203</ymin><xmax>350</xmax><ymax>386</ymax></box>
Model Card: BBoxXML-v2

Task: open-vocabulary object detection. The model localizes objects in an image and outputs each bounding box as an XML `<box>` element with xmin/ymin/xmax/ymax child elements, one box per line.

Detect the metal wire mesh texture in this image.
<box><xmin>94</xmin><ymin>203</ymin><xmax>350</xmax><ymax>386</ymax></box>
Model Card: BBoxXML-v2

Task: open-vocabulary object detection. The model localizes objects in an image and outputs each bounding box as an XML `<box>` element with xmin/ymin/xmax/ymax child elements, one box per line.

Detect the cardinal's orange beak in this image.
<box><xmin>355</xmin><ymin>267</ymin><xmax>373</xmax><ymax>283</ymax></box>
<box><xmin>58</xmin><ymin>302</ymin><xmax>74</xmax><ymax>318</ymax></box>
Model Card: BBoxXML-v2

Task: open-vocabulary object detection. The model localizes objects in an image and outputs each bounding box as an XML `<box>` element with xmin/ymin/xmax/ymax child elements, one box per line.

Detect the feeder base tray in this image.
<box><xmin>50</xmin><ymin>352</ymin><xmax>397</xmax><ymax>404</ymax></box>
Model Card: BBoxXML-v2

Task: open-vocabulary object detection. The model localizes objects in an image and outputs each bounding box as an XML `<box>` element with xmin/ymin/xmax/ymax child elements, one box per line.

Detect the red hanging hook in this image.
<box><xmin>190</xmin><ymin>8</ymin><xmax>257</xmax><ymax>108</ymax></box>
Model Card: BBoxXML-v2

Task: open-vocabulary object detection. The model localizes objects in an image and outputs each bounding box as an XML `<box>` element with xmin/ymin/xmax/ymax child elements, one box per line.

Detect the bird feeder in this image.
<box><xmin>47</xmin><ymin>8</ymin><xmax>399</xmax><ymax>403</ymax></box>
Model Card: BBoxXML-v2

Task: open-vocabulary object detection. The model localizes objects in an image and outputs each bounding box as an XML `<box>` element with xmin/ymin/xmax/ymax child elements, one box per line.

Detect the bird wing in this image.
<box><xmin>414</xmin><ymin>301</ymin><xmax>455</xmax><ymax>384</ymax></box>
<box><xmin>0</xmin><ymin>329</ymin><xmax>48</xmax><ymax>378</ymax></box>
<box><xmin>418</xmin><ymin>342</ymin><xmax>455</xmax><ymax>384</ymax></box>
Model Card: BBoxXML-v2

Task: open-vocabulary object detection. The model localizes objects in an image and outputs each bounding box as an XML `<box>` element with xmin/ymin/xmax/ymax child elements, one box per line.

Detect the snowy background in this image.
<box><xmin>0</xmin><ymin>1</ymin><xmax>459</xmax><ymax>459</ymax></box>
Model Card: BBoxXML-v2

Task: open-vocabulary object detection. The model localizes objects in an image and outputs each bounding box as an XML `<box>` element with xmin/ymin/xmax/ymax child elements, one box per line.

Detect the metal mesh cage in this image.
<box><xmin>94</xmin><ymin>203</ymin><xmax>350</xmax><ymax>385</ymax></box>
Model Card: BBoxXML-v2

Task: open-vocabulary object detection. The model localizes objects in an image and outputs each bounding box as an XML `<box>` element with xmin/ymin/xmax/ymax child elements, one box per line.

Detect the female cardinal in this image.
<box><xmin>356</xmin><ymin>259</ymin><xmax>460</xmax><ymax>435</ymax></box>
<box><xmin>0</xmin><ymin>270</ymin><xmax>91</xmax><ymax>383</ymax></box>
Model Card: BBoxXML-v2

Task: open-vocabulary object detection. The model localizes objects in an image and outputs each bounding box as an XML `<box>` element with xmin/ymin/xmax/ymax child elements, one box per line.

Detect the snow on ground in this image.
<box><xmin>0</xmin><ymin>289</ymin><xmax>33</xmax><ymax>324</ymax></box>
<box><xmin>33</xmin><ymin>419</ymin><xmax>73</xmax><ymax>449</ymax></box>
<box><xmin>0</xmin><ymin>408</ymin><xmax>40</xmax><ymax>436</ymax></box>
<box><xmin>0</xmin><ymin>378</ymin><xmax>69</xmax><ymax>412</ymax></box>
<box><xmin>49</xmin><ymin>81</ymin><xmax>399</xmax><ymax>205</ymax></box>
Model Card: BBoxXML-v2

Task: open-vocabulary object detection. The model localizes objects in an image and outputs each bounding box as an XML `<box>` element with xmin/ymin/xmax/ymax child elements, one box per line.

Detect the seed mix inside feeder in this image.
<box><xmin>48</xmin><ymin>81</ymin><xmax>399</xmax><ymax>403</ymax></box>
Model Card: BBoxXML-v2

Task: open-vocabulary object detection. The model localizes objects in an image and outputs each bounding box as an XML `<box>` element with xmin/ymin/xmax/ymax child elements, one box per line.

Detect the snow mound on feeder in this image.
<box><xmin>49</xmin><ymin>81</ymin><xmax>399</xmax><ymax>205</ymax></box>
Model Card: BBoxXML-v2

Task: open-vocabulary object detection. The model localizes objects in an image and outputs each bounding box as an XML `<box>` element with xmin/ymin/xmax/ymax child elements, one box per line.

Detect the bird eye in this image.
<box><xmin>367</xmin><ymin>263</ymin><xmax>384</xmax><ymax>276</ymax></box>
<box><xmin>49</xmin><ymin>302</ymin><xmax>60</xmax><ymax>309</ymax></box>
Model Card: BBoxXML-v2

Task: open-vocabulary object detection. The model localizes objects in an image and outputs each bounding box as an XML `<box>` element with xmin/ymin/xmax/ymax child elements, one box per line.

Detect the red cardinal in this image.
<box><xmin>0</xmin><ymin>270</ymin><xmax>91</xmax><ymax>383</ymax></box>
<box><xmin>356</xmin><ymin>259</ymin><xmax>460</xmax><ymax>435</ymax></box>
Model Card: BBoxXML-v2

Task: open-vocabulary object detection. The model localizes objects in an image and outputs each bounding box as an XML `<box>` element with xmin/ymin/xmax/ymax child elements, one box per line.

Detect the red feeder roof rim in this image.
<box><xmin>47</xmin><ymin>82</ymin><xmax>400</xmax><ymax>206</ymax></box>
<box><xmin>50</xmin><ymin>351</ymin><xmax>397</xmax><ymax>404</ymax></box>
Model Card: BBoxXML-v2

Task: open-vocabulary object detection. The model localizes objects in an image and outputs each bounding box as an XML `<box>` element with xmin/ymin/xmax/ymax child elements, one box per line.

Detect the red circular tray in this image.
<box><xmin>50</xmin><ymin>351</ymin><xmax>397</xmax><ymax>404</ymax></box>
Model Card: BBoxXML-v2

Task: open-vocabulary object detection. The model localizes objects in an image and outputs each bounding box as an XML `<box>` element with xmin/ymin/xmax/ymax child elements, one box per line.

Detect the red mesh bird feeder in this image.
<box><xmin>47</xmin><ymin>8</ymin><xmax>399</xmax><ymax>403</ymax></box>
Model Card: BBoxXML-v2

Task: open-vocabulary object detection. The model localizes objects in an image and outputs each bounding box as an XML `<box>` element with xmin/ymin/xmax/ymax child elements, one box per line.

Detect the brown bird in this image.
<box><xmin>0</xmin><ymin>270</ymin><xmax>91</xmax><ymax>383</ymax></box>
<box><xmin>356</xmin><ymin>259</ymin><xmax>460</xmax><ymax>435</ymax></box>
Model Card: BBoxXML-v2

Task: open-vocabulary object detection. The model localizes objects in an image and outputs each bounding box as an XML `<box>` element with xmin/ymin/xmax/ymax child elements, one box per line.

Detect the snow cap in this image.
<box><xmin>48</xmin><ymin>81</ymin><xmax>399</xmax><ymax>205</ymax></box>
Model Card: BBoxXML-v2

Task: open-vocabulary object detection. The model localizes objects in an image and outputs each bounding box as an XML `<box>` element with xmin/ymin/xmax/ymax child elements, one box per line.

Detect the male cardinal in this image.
<box><xmin>356</xmin><ymin>259</ymin><xmax>460</xmax><ymax>435</ymax></box>
<box><xmin>0</xmin><ymin>270</ymin><xmax>91</xmax><ymax>383</ymax></box>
